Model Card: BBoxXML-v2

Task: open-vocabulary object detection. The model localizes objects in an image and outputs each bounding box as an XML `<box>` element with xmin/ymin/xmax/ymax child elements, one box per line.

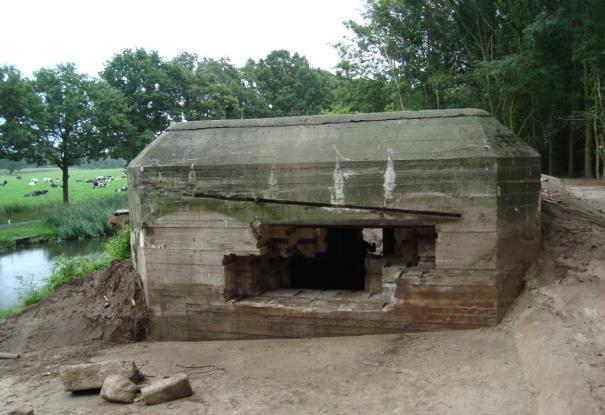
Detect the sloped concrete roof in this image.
<box><xmin>130</xmin><ymin>109</ymin><xmax>539</xmax><ymax>168</ymax></box>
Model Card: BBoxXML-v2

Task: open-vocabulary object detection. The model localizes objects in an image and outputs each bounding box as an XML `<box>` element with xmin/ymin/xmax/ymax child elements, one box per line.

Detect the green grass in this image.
<box><xmin>0</xmin><ymin>226</ymin><xmax>131</xmax><ymax>320</ymax></box>
<box><xmin>44</xmin><ymin>194</ymin><xmax>127</xmax><ymax>239</ymax></box>
<box><xmin>0</xmin><ymin>167</ymin><xmax>128</xmax><ymax>242</ymax></box>
<box><xmin>0</xmin><ymin>222</ymin><xmax>54</xmax><ymax>239</ymax></box>
<box><xmin>0</xmin><ymin>221</ymin><xmax>56</xmax><ymax>253</ymax></box>
<box><xmin>0</xmin><ymin>168</ymin><xmax>127</xmax><ymax>222</ymax></box>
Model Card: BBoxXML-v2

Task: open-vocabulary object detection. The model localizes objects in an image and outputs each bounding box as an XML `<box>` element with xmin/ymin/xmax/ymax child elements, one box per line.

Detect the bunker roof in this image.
<box><xmin>130</xmin><ymin>109</ymin><xmax>539</xmax><ymax>169</ymax></box>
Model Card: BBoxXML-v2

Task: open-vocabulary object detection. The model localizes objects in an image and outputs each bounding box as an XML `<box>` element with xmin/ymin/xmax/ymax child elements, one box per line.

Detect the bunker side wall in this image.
<box><xmin>496</xmin><ymin>156</ymin><xmax>541</xmax><ymax>320</ymax></box>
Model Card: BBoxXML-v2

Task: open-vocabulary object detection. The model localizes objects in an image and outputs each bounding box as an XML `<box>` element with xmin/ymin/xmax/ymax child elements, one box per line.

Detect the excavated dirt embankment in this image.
<box><xmin>0</xmin><ymin>260</ymin><xmax>148</xmax><ymax>362</ymax></box>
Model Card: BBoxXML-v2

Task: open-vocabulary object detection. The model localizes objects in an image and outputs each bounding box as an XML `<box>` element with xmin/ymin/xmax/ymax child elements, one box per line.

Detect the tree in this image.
<box><xmin>337</xmin><ymin>0</ymin><xmax>605</xmax><ymax>178</ymax></box>
<box><xmin>101</xmin><ymin>49</ymin><xmax>176</xmax><ymax>160</ymax></box>
<box><xmin>0</xmin><ymin>65</ymin><xmax>42</xmax><ymax>159</ymax></box>
<box><xmin>244</xmin><ymin>50</ymin><xmax>335</xmax><ymax>116</ymax></box>
<box><xmin>3</xmin><ymin>64</ymin><xmax>128</xmax><ymax>203</ymax></box>
<box><xmin>185</xmin><ymin>58</ymin><xmax>256</xmax><ymax>120</ymax></box>
<box><xmin>0</xmin><ymin>159</ymin><xmax>28</xmax><ymax>174</ymax></box>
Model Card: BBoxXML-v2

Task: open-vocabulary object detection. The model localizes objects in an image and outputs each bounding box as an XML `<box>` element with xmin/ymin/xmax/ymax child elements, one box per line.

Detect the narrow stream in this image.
<box><xmin>0</xmin><ymin>239</ymin><xmax>105</xmax><ymax>310</ymax></box>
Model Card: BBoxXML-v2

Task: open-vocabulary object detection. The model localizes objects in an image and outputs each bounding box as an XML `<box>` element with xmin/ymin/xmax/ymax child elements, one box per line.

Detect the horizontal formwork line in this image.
<box><xmin>184</xmin><ymin>317</ymin><xmax>488</xmax><ymax>331</ymax></box>
<box><xmin>188</xmin><ymin>305</ymin><xmax>497</xmax><ymax>318</ymax></box>
<box><xmin>183</xmin><ymin>192</ymin><xmax>462</xmax><ymax>219</ymax></box>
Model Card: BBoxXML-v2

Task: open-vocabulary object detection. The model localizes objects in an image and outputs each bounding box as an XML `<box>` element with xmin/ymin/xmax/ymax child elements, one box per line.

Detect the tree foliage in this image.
<box><xmin>0</xmin><ymin>63</ymin><xmax>130</xmax><ymax>202</ymax></box>
<box><xmin>336</xmin><ymin>0</ymin><xmax>605</xmax><ymax>178</ymax></box>
<box><xmin>244</xmin><ymin>50</ymin><xmax>335</xmax><ymax>116</ymax></box>
<box><xmin>0</xmin><ymin>66</ymin><xmax>42</xmax><ymax>158</ymax></box>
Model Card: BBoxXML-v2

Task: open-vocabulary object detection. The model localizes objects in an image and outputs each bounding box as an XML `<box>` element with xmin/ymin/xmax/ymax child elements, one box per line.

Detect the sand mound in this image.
<box><xmin>0</xmin><ymin>260</ymin><xmax>148</xmax><ymax>354</ymax></box>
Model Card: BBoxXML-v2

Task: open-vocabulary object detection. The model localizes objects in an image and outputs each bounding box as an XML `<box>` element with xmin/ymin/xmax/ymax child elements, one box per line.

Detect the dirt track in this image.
<box><xmin>0</xmin><ymin>176</ymin><xmax>604</xmax><ymax>415</ymax></box>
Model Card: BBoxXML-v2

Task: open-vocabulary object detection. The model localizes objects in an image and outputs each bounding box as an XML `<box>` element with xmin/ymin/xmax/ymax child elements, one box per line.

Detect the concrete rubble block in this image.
<box><xmin>141</xmin><ymin>373</ymin><xmax>193</xmax><ymax>405</ymax></box>
<box><xmin>6</xmin><ymin>406</ymin><xmax>34</xmax><ymax>415</ymax></box>
<box><xmin>100</xmin><ymin>374</ymin><xmax>140</xmax><ymax>404</ymax></box>
<box><xmin>60</xmin><ymin>360</ymin><xmax>142</xmax><ymax>392</ymax></box>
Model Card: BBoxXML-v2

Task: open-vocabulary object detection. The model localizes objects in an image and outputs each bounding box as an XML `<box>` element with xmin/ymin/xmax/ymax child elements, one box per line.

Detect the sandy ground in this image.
<box><xmin>523</xmin><ymin>177</ymin><xmax>605</xmax><ymax>411</ymax></box>
<box><xmin>1</xmin><ymin>327</ymin><xmax>532</xmax><ymax>415</ymax></box>
<box><xmin>0</xmin><ymin>176</ymin><xmax>604</xmax><ymax>415</ymax></box>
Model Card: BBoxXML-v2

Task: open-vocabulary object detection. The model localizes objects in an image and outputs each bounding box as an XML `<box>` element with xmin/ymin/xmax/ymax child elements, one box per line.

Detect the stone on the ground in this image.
<box><xmin>60</xmin><ymin>360</ymin><xmax>141</xmax><ymax>392</ymax></box>
<box><xmin>0</xmin><ymin>352</ymin><xmax>20</xmax><ymax>359</ymax></box>
<box><xmin>100</xmin><ymin>374</ymin><xmax>140</xmax><ymax>404</ymax></box>
<box><xmin>141</xmin><ymin>373</ymin><xmax>192</xmax><ymax>405</ymax></box>
<box><xmin>6</xmin><ymin>406</ymin><xmax>34</xmax><ymax>415</ymax></box>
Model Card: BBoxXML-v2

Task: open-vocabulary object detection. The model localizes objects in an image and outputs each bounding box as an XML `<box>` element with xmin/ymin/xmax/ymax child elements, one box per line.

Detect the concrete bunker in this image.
<box><xmin>128</xmin><ymin>109</ymin><xmax>541</xmax><ymax>340</ymax></box>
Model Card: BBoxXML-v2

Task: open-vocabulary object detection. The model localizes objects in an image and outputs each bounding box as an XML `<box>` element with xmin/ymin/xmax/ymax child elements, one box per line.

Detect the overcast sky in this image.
<box><xmin>1</xmin><ymin>0</ymin><xmax>364</xmax><ymax>77</ymax></box>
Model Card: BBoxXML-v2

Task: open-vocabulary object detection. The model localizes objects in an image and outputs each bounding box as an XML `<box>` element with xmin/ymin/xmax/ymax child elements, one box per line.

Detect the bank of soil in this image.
<box><xmin>0</xmin><ymin>177</ymin><xmax>603</xmax><ymax>414</ymax></box>
<box><xmin>516</xmin><ymin>177</ymin><xmax>605</xmax><ymax>411</ymax></box>
<box><xmin>0</xmin><ymin>260</ymin><xmax>148</xmax><ymax>358</ymax></box>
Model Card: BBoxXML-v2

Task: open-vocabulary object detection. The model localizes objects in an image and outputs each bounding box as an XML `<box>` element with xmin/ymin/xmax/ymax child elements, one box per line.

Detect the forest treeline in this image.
<box><xmin>336</xmin><ymin>0</ymin><xmax>605</xmax><ymax>180</ymax></box>
<box><xmin>1</xmin><ymin>0</ymin><xmax>604</xmax><ymax>203</ymax></box>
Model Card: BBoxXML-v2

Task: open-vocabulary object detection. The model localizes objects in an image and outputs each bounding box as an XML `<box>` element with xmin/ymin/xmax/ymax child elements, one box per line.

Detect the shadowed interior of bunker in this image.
<box><xmin>223</xmin><ymin>225</ymin><xmax>437</xmax><ymax>299</ymax></box>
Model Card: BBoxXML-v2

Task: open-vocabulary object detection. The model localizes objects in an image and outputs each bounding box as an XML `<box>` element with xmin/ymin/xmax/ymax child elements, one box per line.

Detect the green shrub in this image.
<box><xmin>103</xmin><ymin>225</ymin><xmax>131</xmax><ymax>260</ymax></box>
<box><xmin>44</xmin><ymin>194</ymin><xmax>127</xmax><ymax>239</ymax></box>
<box><xmin>15</xmin><ymin>255</ymin><xmax>106</xmax><ymax>309</ymax></box>
<box><xmin>0</xmin><ymin>202</ymin><xmax>50</xmax><ymax>222</ymax></box>
<box><xmin>48</xmin><ymin>255</ymin><xmax>105</xmax><ymax>289</ymax></box>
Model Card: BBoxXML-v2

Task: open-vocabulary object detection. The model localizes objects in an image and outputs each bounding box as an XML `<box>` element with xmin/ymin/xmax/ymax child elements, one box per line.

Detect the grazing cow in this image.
<box><xmin>16</xmin><ymin>176</ymin><xmax>21</xmax><ymax>180</ymax></box>
<box><xmin>42</xmin><ymin>177</ymin><xmax>52</xmax><ymax>183</ymax></box>
<box><xmin>25</xmin><ymin>189</ymin><xmax>48</xmax><ymax>197</ymax></box>
<box><xmin>92</xmin><ymin>180</ymin><xmax>108</xmax><ymax>189</ymax></box>
<box><xmin>1</xmin><ymin>180</ymin><xmax>7</xmax><ymax>187</ymax></box>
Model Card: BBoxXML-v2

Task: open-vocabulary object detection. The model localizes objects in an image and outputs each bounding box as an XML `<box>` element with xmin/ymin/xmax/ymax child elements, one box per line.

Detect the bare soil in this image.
<box><xmin>520</xmin><ymin>177</ymin><xmax>605</xmax><ymax>410</ymax></box>
<box><xmin>0</xmin><ymin>260</ymin><xmax>148</xmax><ymax>362</ymax></box>
<box><xmin>0</xmin><ymin>176</ymin><xmax>604</xmax><ymax>415</ymax></box>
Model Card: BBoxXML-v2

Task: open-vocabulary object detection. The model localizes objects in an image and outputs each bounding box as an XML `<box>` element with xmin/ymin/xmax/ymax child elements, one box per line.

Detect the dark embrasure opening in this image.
<box><xmin>289</xmin><ymin>228</ymin><xmax>366</xmax><ymax>290</ymax></box>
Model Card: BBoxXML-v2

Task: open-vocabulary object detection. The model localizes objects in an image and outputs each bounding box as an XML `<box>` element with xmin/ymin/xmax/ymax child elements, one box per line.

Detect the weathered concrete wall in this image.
<box><xmin>127</xmin><ymin>109</ymin><xmax>540</xmax><ymax>340</ymax></box>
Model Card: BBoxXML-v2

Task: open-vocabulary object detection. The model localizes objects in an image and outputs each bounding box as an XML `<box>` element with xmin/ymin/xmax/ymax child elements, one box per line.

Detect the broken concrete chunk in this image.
<box><xmin>0</xmin><ymin>352</ymin><xmax>20</xmax><ymax>359</ymax></box>
<box><xmin>6</xmin><ymin>406</ymin><xmax>34</xmax><ymax>415</ymax></box>
<box><xmin>100</xmin><ymin>374</ymin><xmax>139</xmax><ymax>404</ymax></box>
<box><xmin>60</xmin><ymin>360</ymin><xmax>142</xmax><ymax>391</ymax></box>
<box><xmin>141</xmin><ymin>373</ymin><xmax>192</xmax><ymax>405</ymax></box>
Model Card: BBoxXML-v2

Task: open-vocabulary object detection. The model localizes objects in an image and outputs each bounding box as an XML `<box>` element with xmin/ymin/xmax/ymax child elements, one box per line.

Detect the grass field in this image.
<box><xmin>0</xmin><ymin>168</ymin><xmax>127</xmax><ymax>222</ymax></box>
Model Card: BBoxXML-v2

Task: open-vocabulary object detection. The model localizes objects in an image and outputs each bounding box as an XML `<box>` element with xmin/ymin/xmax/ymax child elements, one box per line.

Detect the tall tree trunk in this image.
<box><xmin>567</xmin><ymin>124</ymin><xmax>574</xmax><ymax>177</ymax></box>
<box><xmin>62</xmin><ymin>165</ymin><xmax>69</xmax><ymax>204</ymax></box>
<box><xmin>584</xmin><ymin>120</ymin><xmax>593</xmax><ymax>178</ymax></box>
<box><xmin>548</xmin><ymin>135</ymin><xmax>554</xmax><ymax>176</ymax></box>
<box><xmin>584</xmin><ymin>64</ymin><xmax>593</xmax><ymax>178</ymax></box>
